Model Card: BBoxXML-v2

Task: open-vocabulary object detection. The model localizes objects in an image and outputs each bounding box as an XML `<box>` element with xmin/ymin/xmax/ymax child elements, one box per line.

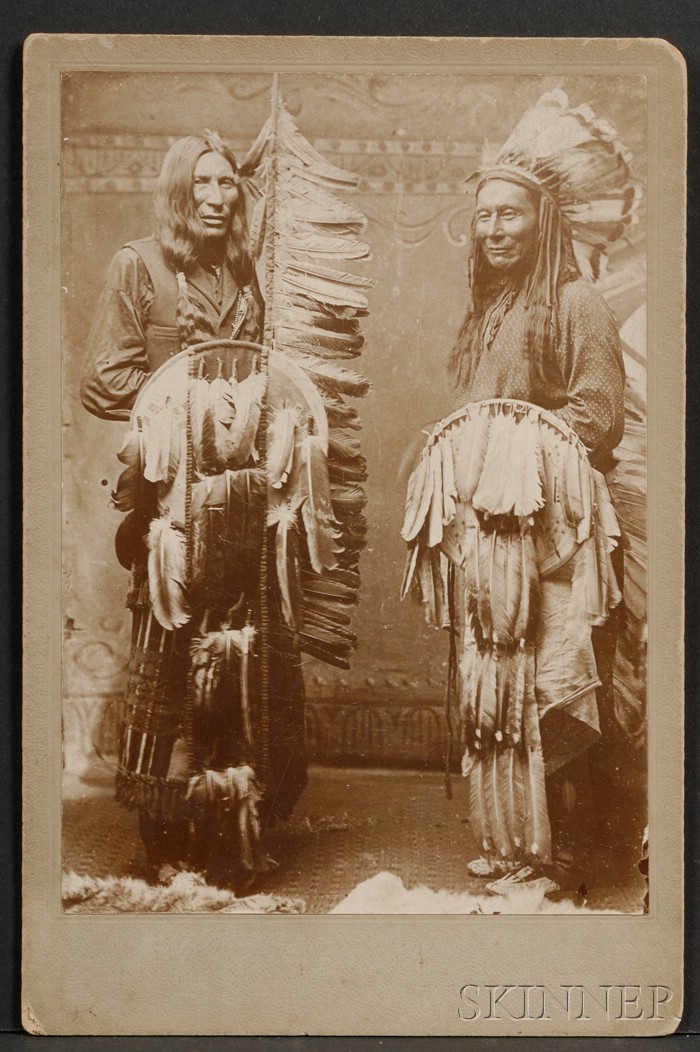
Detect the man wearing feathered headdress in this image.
<box><xmin>407</xmin><ymin>91</ymin><xmax>642</xmax><ymax>897</ymax></box>
<box><xmin>81</xmin><ymin>132</ymin><xmax>307</xmax><ymax>887</ymax></box>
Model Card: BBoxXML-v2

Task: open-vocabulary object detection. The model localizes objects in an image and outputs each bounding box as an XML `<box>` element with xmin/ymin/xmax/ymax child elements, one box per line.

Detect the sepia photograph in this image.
<box><xmin>60</xmin><ymin>66</ymin><xmax>648</xmax><ymax>915</ymax></box>
<box><xmin>22</xmin><ymin>35</ymin><xmax>685</xmax><ymax>1036</ymax></box>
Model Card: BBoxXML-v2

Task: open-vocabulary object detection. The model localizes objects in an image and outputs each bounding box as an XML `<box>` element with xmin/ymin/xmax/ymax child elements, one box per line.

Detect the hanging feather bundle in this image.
<box><xmin>189</xmin><ymin>625</ymin><xmax>256</xmax><ymax>726</ymax></box>
<box><xmin>401</xmin><ymin>452</ymin><xmax>434</xmax><ymax>543</ymax></box>
<box><xmin>147</xmin><ymin>518</ymin><xmax>190</xmax><ymax>631</ymax></box>
<box><xmin>188</xmin><ymin>362</ymin><xmax>213</xmax><ymax>473</ymax></box>
<box><xmin>268</xmin><ymin>499</ymin><xmax>304</xmax><ymax>631</ymax></box>
<box><xmin>226</xmin><ymin>369</ymin><xmax>266</xmax><ymax>466</ymax></box>
<box><xmin>402</xmin><ymin>398</ymin><xmax>620</xmax><ymax>865</ymax></box>
<box><xmin>267</xmin><ymin>403</ymin><xmax>299</xmax><ymax>489</ymax></box>
<box><xmin>142</xmin><ymin>400</ymin><xmax>180</xmax><ymax>485</ymax></box>
<box><xmin>198</xmin><ymin>367</ymin><xmax>266</xmax><ymax>474</ymax></box>
<box><xmin>185</xmin><ymin>765</ymin><xmax>263</xmax><ymax>876</ymax></box>
<box><xmin>241</xmin><ymin>93</ymin><xmax>372</xmax><ymax>669</ymax></box>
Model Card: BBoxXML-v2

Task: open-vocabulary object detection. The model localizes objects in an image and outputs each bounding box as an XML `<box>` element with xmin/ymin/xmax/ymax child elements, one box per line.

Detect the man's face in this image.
<box><xmin>193</xmin><ymin>151</ymin><xmax>239</xmax><ymax>240</ymax></box>
<box><xmin>474</xmin><ymin>179</ymin><xmax>539</xmax><ymax>275</ymax></box>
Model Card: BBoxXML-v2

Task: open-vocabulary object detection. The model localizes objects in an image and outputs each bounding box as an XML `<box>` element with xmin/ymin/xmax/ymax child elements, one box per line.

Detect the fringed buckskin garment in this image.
<box><xmin>81</xmin><ymin>237</ymin><xmax>307</xmax><ymax>876</ymax></box>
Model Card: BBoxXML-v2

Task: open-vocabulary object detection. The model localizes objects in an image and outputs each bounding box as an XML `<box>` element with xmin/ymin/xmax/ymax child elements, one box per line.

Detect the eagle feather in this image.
<box><xmin>147</xmin><ymin>518</ymin><xmax>190</xmax><ymax>631</ymax></box>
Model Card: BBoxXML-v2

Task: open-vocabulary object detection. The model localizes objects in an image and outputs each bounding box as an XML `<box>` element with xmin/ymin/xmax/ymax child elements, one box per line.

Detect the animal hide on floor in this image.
<box><xmin>62</xmin><ymin>870</ymin><xmax>305</xmax><ymax>914</ymax></box>
<box><xmin>329</xmin><ymin>871</ymin><xmax>626</xmax><ymax>915</ymax></box>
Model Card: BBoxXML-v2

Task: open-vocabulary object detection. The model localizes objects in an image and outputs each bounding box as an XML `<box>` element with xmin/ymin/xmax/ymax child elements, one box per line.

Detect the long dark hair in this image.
<box><xmin>155</xmin><ymin>132</ymin><xmax>262</xmax><ymax>345</ymax></box>
<box><xmin>448</xmin><ymin>174</ymin><xmax>579</xmax><ymax>392</ymax></box>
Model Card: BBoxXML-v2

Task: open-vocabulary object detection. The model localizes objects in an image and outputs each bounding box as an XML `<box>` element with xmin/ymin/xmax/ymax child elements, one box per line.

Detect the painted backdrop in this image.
<box><xmin>61</xmin><ymin>72</ymin><xmax>646</xmax><ymax>773</ymax></box>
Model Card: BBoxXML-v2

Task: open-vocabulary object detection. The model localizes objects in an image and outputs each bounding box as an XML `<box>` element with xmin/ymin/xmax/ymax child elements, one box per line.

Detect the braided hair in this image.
<box><xmin>154</xmin><ymin>132</ymin><xmax>263</xmax><ymax>350</ymax></box>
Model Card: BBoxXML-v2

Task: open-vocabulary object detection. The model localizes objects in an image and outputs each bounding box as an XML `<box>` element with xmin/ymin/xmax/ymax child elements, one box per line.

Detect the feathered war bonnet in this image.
<box><xmin>466</xmin><ymin>88</ymin><xmax>641</xmax><ymax>283</ymax></box>
<box><xmin>449</xmin><ymin>89</ymin><xmax>641</xmax><ymax>391</ymax></box>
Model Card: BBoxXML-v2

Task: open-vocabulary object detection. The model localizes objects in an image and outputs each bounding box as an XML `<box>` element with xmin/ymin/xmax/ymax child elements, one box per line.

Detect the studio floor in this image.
<box><xmin>62</xmin><ymin>762</ymin><xmax>646</xmax><ymax>914</ymax></box>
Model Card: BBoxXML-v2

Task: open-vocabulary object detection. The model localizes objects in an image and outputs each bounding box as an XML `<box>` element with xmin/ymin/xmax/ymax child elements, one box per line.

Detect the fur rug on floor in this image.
<box><xmin>62</xmin><ymin>870</ymin><xmax>305</xmax><ymax>914</ymax></box>
<box><xmin>330</xmin><ymin>872</ymin><xmax>627</xmax><ymax>914</ymax></box>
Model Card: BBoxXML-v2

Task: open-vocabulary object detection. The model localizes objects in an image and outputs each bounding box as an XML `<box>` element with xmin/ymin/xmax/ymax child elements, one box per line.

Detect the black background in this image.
<box><xmin>3</xmin><ymin>1</ymin><xmax>698</xmax><ymax>1047</ymax></box>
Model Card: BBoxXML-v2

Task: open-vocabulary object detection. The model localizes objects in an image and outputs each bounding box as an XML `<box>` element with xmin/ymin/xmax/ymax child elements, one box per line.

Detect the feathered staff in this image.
<box><xmin>241</xmin><ymin>77</ymin><xmax>372</xmax><ymax>670</ymax></box>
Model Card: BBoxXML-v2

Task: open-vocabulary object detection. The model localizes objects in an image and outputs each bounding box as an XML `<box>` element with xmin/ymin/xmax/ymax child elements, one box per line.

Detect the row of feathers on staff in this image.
<box><xmin>243</xmin><ymin>100</ymin><xmax>374</xmax><ymax>671</ymax></box>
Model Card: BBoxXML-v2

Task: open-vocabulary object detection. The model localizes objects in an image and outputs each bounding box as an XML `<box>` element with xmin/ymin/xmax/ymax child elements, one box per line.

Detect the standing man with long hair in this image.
<box><xmin>81</xmin><ymin>131</ymin><xmax>307</xmax><ymax>887</ymax></box>
<box><xmin>402</xmin><ymin>91</ymin><xmax>642</xmax><ymax>897</ymax></box>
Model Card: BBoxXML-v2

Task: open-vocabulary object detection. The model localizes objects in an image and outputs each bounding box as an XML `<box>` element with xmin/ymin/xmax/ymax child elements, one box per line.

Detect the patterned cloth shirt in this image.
<box><xmin>457</xmin><ymin>277</ymin><xmax>626</xmax><ymax>467</ymax></box>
